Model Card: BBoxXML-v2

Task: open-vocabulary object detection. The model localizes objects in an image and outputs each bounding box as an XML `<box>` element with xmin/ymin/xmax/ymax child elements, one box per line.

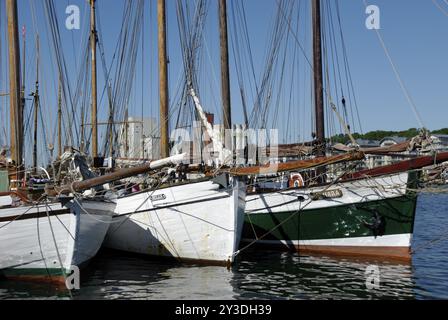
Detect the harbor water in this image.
<box><xmin>1</xmin><ymin>192</ymin><xmax>447</xmax><ymax>300</ymax></box>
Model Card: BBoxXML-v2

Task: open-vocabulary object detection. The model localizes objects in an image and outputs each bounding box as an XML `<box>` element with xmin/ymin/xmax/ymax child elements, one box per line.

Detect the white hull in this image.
<box><xmin>0</xmin><ymin>196</ymin><xmax>12</xmax><ymax>207</ymax></box>
<box><xmin>104</xmin><ymin>177</ymin><xmax>246</xmax><ymax>264</ymax></box>
<box><xmin>0</xmin><ymin>199</ymin><xmax>114</xmax><ymax>281</ymax></box>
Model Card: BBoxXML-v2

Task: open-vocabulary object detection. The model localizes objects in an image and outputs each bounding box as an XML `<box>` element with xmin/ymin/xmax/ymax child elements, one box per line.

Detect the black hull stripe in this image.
<box><xmin>0</xmin><ymin>209</ymin><xmax>71</xmax><ymax>223</ymax></box>
<box><xmin>114</xmin><ymin>194</ymin><xmax>230</xmax><ymax>218</ymax></box>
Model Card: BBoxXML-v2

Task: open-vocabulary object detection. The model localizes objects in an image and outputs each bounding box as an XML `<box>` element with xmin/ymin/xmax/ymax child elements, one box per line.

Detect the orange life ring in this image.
<box><xmin>289</xmin><ymin>173</ymin><xmax>304</xmax><ymax>188</ymax></box>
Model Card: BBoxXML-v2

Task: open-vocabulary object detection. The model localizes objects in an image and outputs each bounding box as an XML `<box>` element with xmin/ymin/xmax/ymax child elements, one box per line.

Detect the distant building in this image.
<box><xmin>344</xmin><ymin>139</ymin><xmax>380</xmax><ymax>169</ymax></box>
<box><xmin>348</xmin><ymin>139</ymin><xmax>380</xmax><ymax>149</ymax></box>
<box><xmin>379</xmin><ymin>136</ymin><xmax>408</xmax><ymax>148</ymax></box>
<box><xmin>344</xmin><ymin>136</ymin><xmax>415</xmax><ymax>169</ymax></box>
<box><xmin>118</xmin><ymin>117</ymin><xmax>160</xmax><ymax>160</ymax></box>
<box><xmin>431</xmin><ymin>135</ymin><xmax>448</xmax><ymax>152</ymax></box>
<box><xmin>378</xmin><ymin>137</ymin><xmax>411</xmax><ymax>166</ymax></box>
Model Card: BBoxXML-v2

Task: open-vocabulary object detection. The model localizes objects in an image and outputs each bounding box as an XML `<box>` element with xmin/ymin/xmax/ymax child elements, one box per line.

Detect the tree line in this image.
<box><xmin>330</xmin><ymin>128</ymin><xmax>448</xmax><ymax>144</ymax></box>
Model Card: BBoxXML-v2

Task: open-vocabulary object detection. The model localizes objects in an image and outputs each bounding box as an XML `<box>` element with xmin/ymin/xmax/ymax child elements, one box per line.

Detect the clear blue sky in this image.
<box><xmin>1</xmin><ymin>0</ymin><xmax>448</xmax><ymax>162</ymax></box>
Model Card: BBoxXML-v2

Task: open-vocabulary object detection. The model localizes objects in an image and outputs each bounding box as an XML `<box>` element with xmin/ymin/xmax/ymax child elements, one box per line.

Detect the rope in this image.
<box><xmin>36</xmin><ymin>204</ymin><xmax>53</xmax><ymax>280</ymax></box>
<box><xmin>73</xmin><ymin>197</ymin><xmax>118</xmax><ymax>225</ymax></box>
<box><xmin>44</xmin><ymin>200</ymin><xmax>72</xmax><ymax>297</ymax></box>
<box><xmin>0</xmin><ymin>196</ymin><xmax>47</xmax><ymax>231</ymax></box>
<box><xmin>362</xmin><ymin>0</ymin><xmax>425</xmax><ymax>129</ymax></box>
<box><xmin>412</xmin><ymin>231</ymin><xmax>448</xmax><ymax>254</ymax></box>
<box><xmin>432</xmin><ymin>0</ymin><xmax>448</xmax><ymax>17</ymax></box>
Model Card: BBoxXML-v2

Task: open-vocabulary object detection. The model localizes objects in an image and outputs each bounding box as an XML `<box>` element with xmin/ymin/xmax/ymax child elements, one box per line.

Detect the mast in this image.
<box><xmin>108</xmin><ymin>82</ymin><xmax>114</xmax><ymax>159</ymax></box>
<box><xmin>158</xmin><ymin>0</ymin><xmax>169</xmax><ymax>159</ymax></box>
<box><xmin>218</xmin><ymin>0</ymin><xmax>232</xmax><ymax>131</ymax></box>
<box><xmin>6</xmin><ymin>0</ymin><xmax>23</xmax><ymax>177</ymax></box>
<box><xmin>21</xmin><ymin>25</ymin><xmax>25</xmax><ymax>123</ymax></box>
<box><xmin>312</xmin><ymin>0</ymin><xmax>325</xmax><ymax>156</ymax></box>
<box><xmin>124</xmin><ymin>108</ymin><xmax>129</xmax><ymax>158</ymax></box>
<box><xmin>57</xmin><ymin>77</ymin><xmax>62</xmax><ymax>158</ymax></box>
<box><xmin>80</xmin><ymin>110</ymin><xmax>85</xmax><ymax>153</ymax></box>
<box><xmin>90</xmin><ymin>0</ymin><xmax>98</xmax><ymax>159</ymax></box>
<box><xmin>32</xmin><ymin>35</ymin><xmax>40</xmax><ymax>173</ymax></box>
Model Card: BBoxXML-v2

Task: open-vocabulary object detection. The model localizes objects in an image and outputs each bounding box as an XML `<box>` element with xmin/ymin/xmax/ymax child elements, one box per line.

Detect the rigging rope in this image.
<box><xmin>362</xmin><ymin>0</ymin><xmax>426</xmax><ymax>130</ymax></box>
<box><xmin>432</xmin><ymin>0</ymin><xmax>448</xmax><ymax>17</ymax></box>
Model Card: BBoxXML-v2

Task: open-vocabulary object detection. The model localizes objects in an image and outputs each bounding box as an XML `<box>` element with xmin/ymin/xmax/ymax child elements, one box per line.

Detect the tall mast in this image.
<box><xmin>108</xmin><ymin>83</ymin><xmax>114</xmax><ymax>159</ymax></box>
<box><xmin>6</xmin><ymin>0</ymin><xmax>23</xmax><ymax>176</ymax></box>
<box><xmin>57</xmin><ymin>76</ymin><xmax>62</xmax><ymax>158</ymax></box>
<box><xmin>32</xmin><ymin>35</ymin><xmax>40</xmax><ymax>173</ymax></box>
<box><xmin>80</xmin><ymin>113</ymin><xmax>85</xmax><ymax>153</ymax></box>
<box><xmin>218</xmin><ymin>0</ymin><xmax>232</xmax><ymax>131</ymax></box>
<box><xmin>21</xmin><ymin>25</ymin><xmax>25</xmax><ymax>121</ymax></box>
<box><xmin>90</xmin><ymin>0</ymin><xmax>98</xmax><ymax>159</ymax></box>
<box><xmin>124</xmin><ymin>108</ymin><xmax>129</xmax><ymax>158</ymax></box>
<box><xmin>312</xmin><ymin>0</ymin><xmax>325</xmax><ymax>156</ymax></box>
<box><xmin>158</xmin><ymin>0</ymin><xmax>169</xmax><ymax>159</ymax></box>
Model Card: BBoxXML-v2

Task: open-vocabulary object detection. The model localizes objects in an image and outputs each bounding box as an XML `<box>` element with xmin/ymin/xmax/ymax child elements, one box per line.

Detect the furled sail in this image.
<box><xmin>332</xmin><ymin>141</ymin><xmax>410</xmax><ymax>154</ymax></box>
<box><xmin>225</xmin><ymin>151</ymin><xmax>365</xmax><ymax>176</ymax></box>
<box><xmin>344</xmin><ymin>152</ymin><xmax>448</xmax><ymax>180</ymax></box>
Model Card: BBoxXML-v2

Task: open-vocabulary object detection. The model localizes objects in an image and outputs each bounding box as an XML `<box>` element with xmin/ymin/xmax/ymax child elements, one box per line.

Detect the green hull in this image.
<box><xmin>242</xmin><ymin>187</ymin><xmax>418</xmax><ymax>261</ymax></box>
<box><xmin>243</xmin><ymin>194</ymin><xmax>417</xmax><ymax>242</ymax></box>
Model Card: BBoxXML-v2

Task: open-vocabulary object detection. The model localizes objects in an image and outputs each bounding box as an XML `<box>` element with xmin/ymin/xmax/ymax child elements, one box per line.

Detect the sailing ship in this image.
<box><xmin>0</xmin><ymin>0</ymin><xmax>114</xmax><ymax>284</ymax></box>
<box><xmin>103</xmin><ymin>0</ymin><xmax>246</xmax><ymax>266</ymax></box>
<box><xmin>234</xmin><ymin>0</ymin><xmax>448</xmax><ymax>261</ymax></box>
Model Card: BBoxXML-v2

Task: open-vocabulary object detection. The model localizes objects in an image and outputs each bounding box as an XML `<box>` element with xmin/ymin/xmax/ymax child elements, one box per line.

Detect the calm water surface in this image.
<box><xmin>1</xmin><ymin>193</ymin><xmax>447</xmax><ymax>300</ymax></box>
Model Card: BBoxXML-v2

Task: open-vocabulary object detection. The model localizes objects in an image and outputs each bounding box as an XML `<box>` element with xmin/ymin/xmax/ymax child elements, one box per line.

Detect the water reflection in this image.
<box><xmin>80</xmin><ymin>250</ymin><xmax>418</xmax><ymax>300</ymax></box>
<box><xmin>0</xmin><ymin>250</ymin><xmax>418</xmax><ymax>300</ymax></box>
<box><xmin>0</xmin><ymin>280</ymin><xmax>71</xmax><ymax>300</ymax></box>
<box><xmin>233</xmin><ymin>251</ymin><xmax>416</xmax><ymax>300</ymax></box>
<box><xmin>75</xmin><ymin>252</ymin><xmax>237</xmax><ymax>300</ymax></box>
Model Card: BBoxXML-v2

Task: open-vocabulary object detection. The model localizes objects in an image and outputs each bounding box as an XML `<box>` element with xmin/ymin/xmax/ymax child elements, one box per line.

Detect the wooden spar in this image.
<box><xmin>32</xmin><ymin>35</ymin><xmax>40</xmax><ymax>173</ymax></box>
<box><xmin>158</xmin><ymin>0</ymin><xmax>170</xmax><ymax>158</ymax></box>
<box><xmin>226</xmin><ymin>151</ymin><xmax>365</xmax><ymax>177</ymax></box>
<box><xmin>345</xmin><ymin>152</ymin><xmax>448</xmax><ymax>180</ymax></box>
<box><xmin>332</xmin><ymin>141</ymin><xmax>411</xmax><ymax>155</ymax></box>
<box><xmin>57</xmin><ymin>77</ymin><xmax>62</xmax><ymax>158</ymax></box>
<box><xmin>48</xmin><ymin>153</ymin><xmax>187</xmax><ymax>195</ymax></box>
<box><xmin>219</xmin><ymin>0</ymin><xmax>232</xmax><ymax>131</ymax></box>
<box><xmin>21</xmin><ymin>25</ymin><xmax>25</xmax><ymax>121</ymax></box>
<box><xmin>90</xmin><ymin>0</ymin><xmax>98</xmax><ymax>158</ymax></box>
<box><xmin>312</xmin><ymin>0</ymin><xmax>325</xmax><ymax>155</ymax></box>
<box><xmin>6</xmin><ymin>0</ymin><xmax>23</xmax><ymax>176</ymax></box>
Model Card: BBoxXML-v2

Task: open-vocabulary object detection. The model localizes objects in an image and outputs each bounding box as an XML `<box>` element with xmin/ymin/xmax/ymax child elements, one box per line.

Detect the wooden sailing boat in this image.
<box><xmin>0</xmin><ymin>0</ymin><xmax>114</xmax><ymax>284</ymax></box>
<box><xmin>103</xmin><ymin>0</ymin><xmax>246</xmax><ymax>265</ymax></box>
<box><xmin>236</xmin><ymin>0</ymin><xmax>448</xmax><ymax>262</ymax></box>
